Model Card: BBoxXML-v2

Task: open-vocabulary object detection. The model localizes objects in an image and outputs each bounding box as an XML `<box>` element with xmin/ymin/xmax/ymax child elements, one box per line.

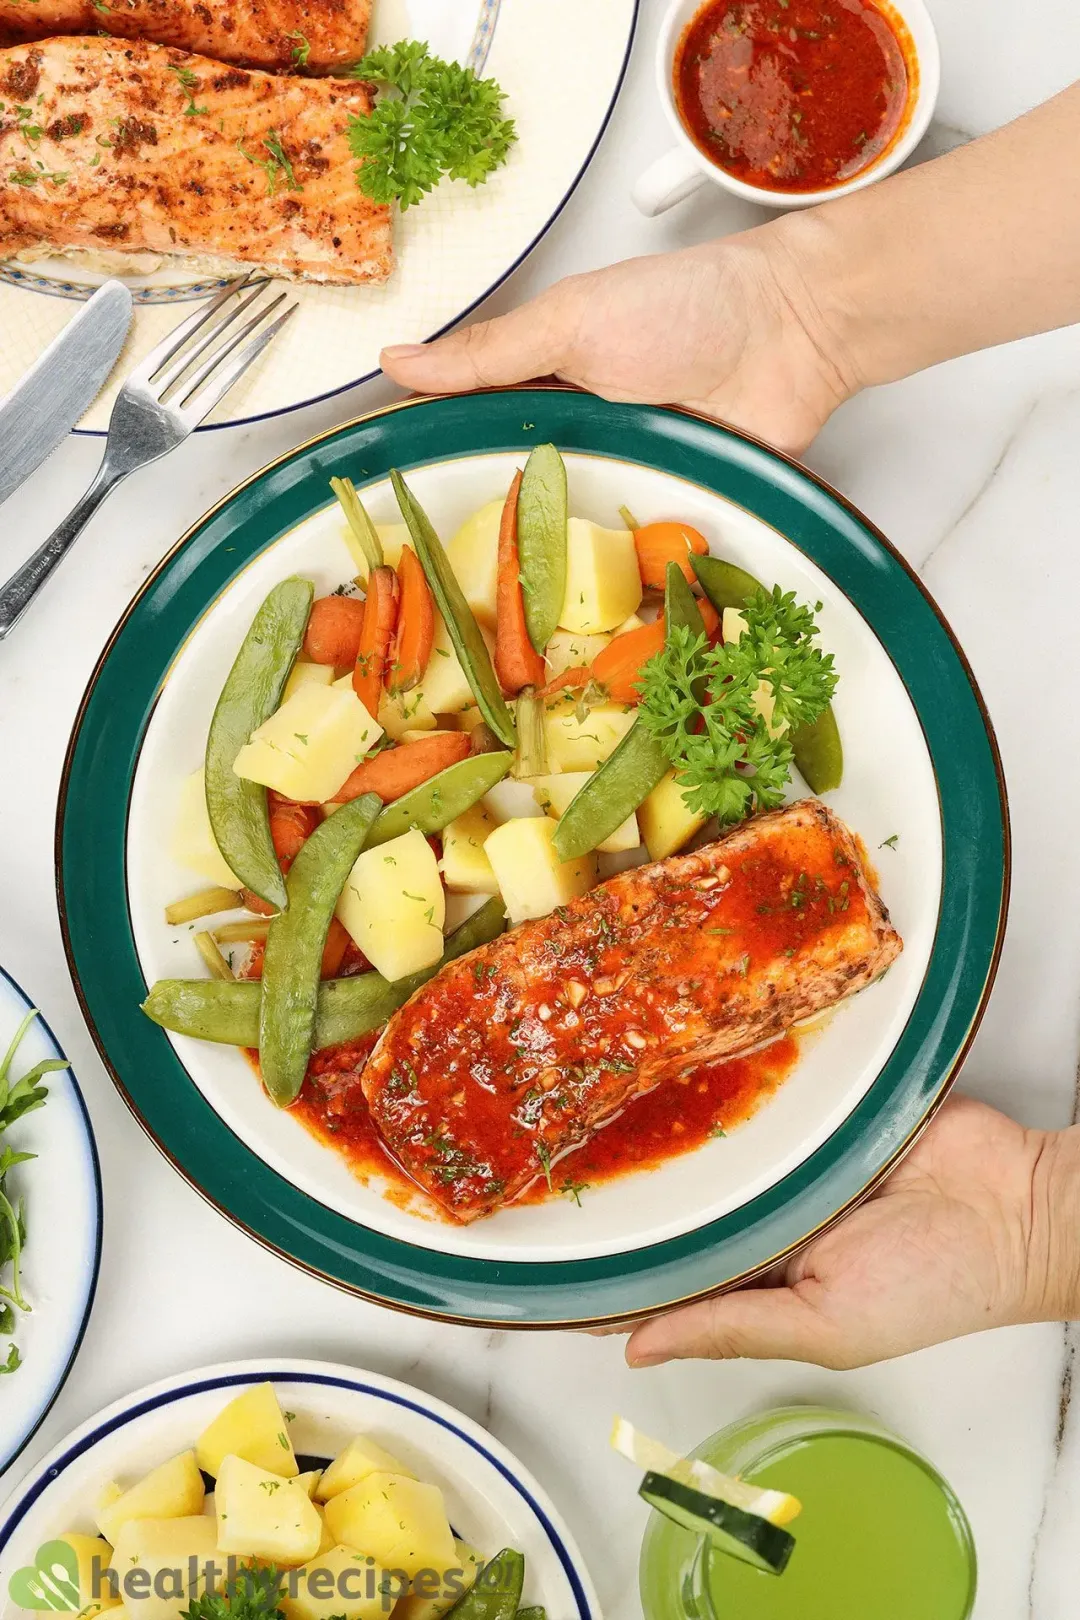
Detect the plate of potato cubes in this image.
<box><xmin>0</xmin><ymin>1361</ymin><xmax>597</xmax><ymax>1620</ymax></box>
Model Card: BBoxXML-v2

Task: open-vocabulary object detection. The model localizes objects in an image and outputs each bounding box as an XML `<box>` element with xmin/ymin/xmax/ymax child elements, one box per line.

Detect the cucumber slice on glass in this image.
<box><xmin>639</xmin><ymin>1472</ymin><xmax>796</xmax><ymax>1576</ymax></box>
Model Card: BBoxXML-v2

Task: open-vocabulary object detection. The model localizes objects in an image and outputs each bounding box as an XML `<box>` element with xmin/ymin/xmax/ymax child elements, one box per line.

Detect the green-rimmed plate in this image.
<box><xmin>57</xmin><ymin>388</ymin><xmax>1008</xmax><ymax>1326</ymax></box>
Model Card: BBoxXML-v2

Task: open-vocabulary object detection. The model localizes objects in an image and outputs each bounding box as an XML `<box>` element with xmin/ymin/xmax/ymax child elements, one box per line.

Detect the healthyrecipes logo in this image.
<box><xmin>8</xmin><ymin>1550</ymin><xmax>484</xmax><ymax>1615</ymax></box>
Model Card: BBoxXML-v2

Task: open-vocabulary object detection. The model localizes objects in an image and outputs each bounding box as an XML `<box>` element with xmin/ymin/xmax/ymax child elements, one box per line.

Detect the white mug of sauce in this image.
<box><xmin>633</xmin><ymin>0</ymin><xmax>941</xmax><ymax>215</ymax></box>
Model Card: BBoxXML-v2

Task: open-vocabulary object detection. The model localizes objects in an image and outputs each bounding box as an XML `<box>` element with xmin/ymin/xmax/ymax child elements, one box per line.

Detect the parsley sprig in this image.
<box><xmin>182</xmin><ymin>1564</ymin><xmax>284</xmax><ymax>1620</ymax></box>
<box><xmin>639</xmin><ymin>587</ymin><xmax>837</xmax><ymax>825</ymax></box>
<box><xmin>347</xmin><ymin>40</ymin><xmax>516</xmax><ymax>209</ymax></box>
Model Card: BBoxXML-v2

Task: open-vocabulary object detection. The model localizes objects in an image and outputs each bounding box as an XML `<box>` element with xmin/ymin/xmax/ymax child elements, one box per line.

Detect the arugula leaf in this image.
<box><xmin>0</xmin><ymin>1011</ymin><xmax>65</xmax><ymax>1374</ymax></box>
<box><xmin>347</xmin><ymin>41</ymin><xmax>516</xmax><ymax>209</ymax></box>
<box><xmin>0</xmin><ymin>1343</ymin><xmax>21</xmax><ymax>1376</ymax></box>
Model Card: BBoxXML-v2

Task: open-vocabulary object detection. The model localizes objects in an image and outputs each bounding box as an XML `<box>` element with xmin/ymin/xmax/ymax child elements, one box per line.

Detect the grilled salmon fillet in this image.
<box><xmin>362</xmin><ymin>801</ymin><xmax>902</xmax><ymax>1222</ymax></box>
<box><xmin>0</xmin><ymin>0</ymin><xmax>372</xmax><ymax>74</ymax></box>
<box><xmin>0</xmin><ymin>39</ymin><xmax>392</xmax><ymax>283</ymax></box>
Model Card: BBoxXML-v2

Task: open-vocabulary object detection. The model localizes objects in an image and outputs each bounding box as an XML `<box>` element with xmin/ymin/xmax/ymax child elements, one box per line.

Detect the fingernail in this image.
<box><xmin>627</xmin><ymin>1350</ymin><xmax>669</xmax><ymax>1369</ymax></box>
<box><xmin>381</xmin><ymin>344</ymin><xmax>427</xmax><ymax>360</ymax></box>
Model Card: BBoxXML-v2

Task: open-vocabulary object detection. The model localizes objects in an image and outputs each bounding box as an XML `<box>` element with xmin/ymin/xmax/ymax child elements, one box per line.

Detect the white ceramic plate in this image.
<box><xmin>0</xmin><ymin>1359</ymin><xmax>599</xmax><ymax>1619</ymax></box>
<box><xmin>126</xmin><ymin>449</ymin><xmax>942</xmax><ymax>1267</ymax></box>
<box><xmin>0</xmin><ymin>967</ymin><xmax>101</xmax><ymax>1481</ymax></box>
<box><xmin>0</xmin><ymin>0</ymin><xmax>638</xmax><ymax>431</ymax></box>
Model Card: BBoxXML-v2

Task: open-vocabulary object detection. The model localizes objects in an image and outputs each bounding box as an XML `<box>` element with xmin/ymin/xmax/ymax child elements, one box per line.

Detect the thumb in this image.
<box><xmin>626</xmin><ymin>1284</ymin><xmax>852</xmax><ymax>1370</ymax></box>
<box><xmin>381</xmin><ymin>285</ymin><xmax>581</xmax><ymax>394</ymax></box>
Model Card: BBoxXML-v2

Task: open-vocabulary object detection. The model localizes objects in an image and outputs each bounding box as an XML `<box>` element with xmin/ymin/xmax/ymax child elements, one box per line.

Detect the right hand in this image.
<box><xmin>382</xmin><ymin>223</ymin><xmax>858</xmax><ymax>455</ymax></box>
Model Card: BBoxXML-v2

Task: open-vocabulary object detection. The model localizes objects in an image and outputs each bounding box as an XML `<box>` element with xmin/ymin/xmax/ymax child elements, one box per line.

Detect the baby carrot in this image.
<box><xmin>591</xmin><ymin>618</ymin><xmax>666</xmax><ymax>703</ymax></box>
<box><xmin>541</xmin><ymin>665</ymin><xmax>591</xmax><ymax>697</ymax></box>
<box><xmin>302</xmin><ymin>595</ymin><xmax>366</xmax><ymax>666</ymax></box>
<box><xmin>332</xmin><ymin>731</ymin><xmax>471</xmax><ymax>804</ymax></box>
<box><xmin>633</xmin><ymin>521</ymin><xmax>709</xmax><ymax>589</ymax></box>
<box><xmin>321</xmin><ymin>917</ymin><xmax>352</xmax><ymax>979</ymax></box>
<box><xmin>353</xmin><ymin>565</ymin><xmax>399</xmax><ymax>716</ymax></box>
<box><xmin>495</xmin><ymin>470</ymin><xmax>546</xmax><ymax>695</ymax></box>
<box><xmin>388</xmin><ymin>544</ymin><xmax>435</xmax><ymax>693</ymax></box>
<box><xmin>269</xmin><ymin>796</ymin><xmax>321</xmax><ymax>864</ymax></box>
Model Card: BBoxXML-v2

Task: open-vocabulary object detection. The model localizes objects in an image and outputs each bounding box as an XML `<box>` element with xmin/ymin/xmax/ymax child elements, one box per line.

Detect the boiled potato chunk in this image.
<box><xmin>108</xmin><ymin>1516</ymin><xmax>217</xmax><ymax>1620</ymax></box>
<box><xmin>484</xmin><ymin>817</ymin><xmax>597</xmax><ymax>925</ymax></box>
<box><xmin>638</xmin><ymin>770</ymin><xmax>707</xmax><ymax>860</ymax></box>
<box><xmin>414</xmin><ymin>613</ymin><xmax>486</xmax><ymax>716</ymax></box>
<box><xmin>444</xmin><ymin>500</ymin><xmax>504</xmax><ymax>628</ymax></box>
<box><xmin>195</xmin><ymin>1382</ymin><xmax>299</xmax><ymax>1478</ymax></box>
<box><xmin>314</xmin><ymin>1507</ymin><xmax>336</xmax><ymax>1558</ymax></box>
<box><xmin>559</xmin><ymin>519</ymin><xmax>643</xmax><ymax>634</ymax></box>
<box><xmin>317</xmin><ymin>1436</ymin><xmax>415</xmax><ymax>1503</ymax></box>
<box><xmin>531</xmin><ymin>773</ymin><xmax>640</xmax><ymax>855</ymax></box>
<box><xmin>542</xmin><ymin>697</ymin><xmax>636</xmax><ymax>772</ymax></box>
<box><xmin>296</xmin><ymin>1471</ymin><xmax>323</xmax><ymax>1500</ymax></box>
<box><xmin>215</xmin><ymin>1455</ymin><xmax>322</xmax><ymax>1566</ymax></box>
<box><xmin>52</xmin><ymin>1534</ymin><xmax>120</xmax><ymax>1618</ymax></box>
<box><xmin>378</xmin><ymin>688</ymin><xmax>438</xmax><ymax>740</ymax></box>
<box><xmin>323</xmin><ymin>1473</ymin><xmax>455</xmax><ymax>1581</ymax></box>
<box><xmin>395</xmin><ymin>1542</ymin><xmax>484</xmax><ymax>1620</ymax></box>
<box><xmin>543</xmin><ymin>628</ymin><xmax>610</xmax><ymax>679</ymax></box>
<box><xmin>336</xmin><ymin>829</ymin><xmax>445</xmax><ymax>980</ymax></box>
<box><xmin>340</xmin><ymin>518</ymin><xmax>410</xmax><ymax>580</ymax></box>
<box><xmin>98</xmin><ymin>1451</ymin><xmax>205</xmax><ymax>1545</ymax></box>
<box><xmin>171</xmin><ymin>769</ymin><xmax>239</xmax><ymax>889</ymax></box>
<box><xmin>283</xmin><ymin>661</ymin><xmax>335</xmax><ymax>704</ymax></box>
<box><xmin>282</xmin><ymin>1543</ymin><xmax>388</xmax><ymax>1620</ymax></box>
<box><xmin>233</xmin><ymin>684</ymin><xmax>382</xmax><ymax>804</ymax></box>
<box><xmin>721</xmin><ymin>610</ymin><xmax>785</xmax><ymax>737</ymax></box>
<box><xmin>441</xmin><ymin>805</ymin><xmax>500</xmax><ymax>895</ymax></box>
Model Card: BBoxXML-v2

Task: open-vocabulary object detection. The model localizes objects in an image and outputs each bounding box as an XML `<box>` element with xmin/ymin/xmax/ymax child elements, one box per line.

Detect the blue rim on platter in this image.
<box><xmin>0</xmin><ymin>965</ymin><xmax>102</xmax><ymax>1478</ymax></box>
<box><xmin>56</xmin><ymin>387</ymin><xmax>1009</xmax><ymax>1327</ymax></box>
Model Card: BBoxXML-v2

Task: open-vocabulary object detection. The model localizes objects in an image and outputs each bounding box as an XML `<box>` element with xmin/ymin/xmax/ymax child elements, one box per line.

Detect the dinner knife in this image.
<box><xmin>0</xmin><ymin>279</ymin><xmax>134</xmax><ymax>509</ymax></box>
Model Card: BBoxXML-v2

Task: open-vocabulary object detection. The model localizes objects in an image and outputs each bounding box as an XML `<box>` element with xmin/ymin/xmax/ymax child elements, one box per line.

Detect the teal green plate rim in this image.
<box><xmin>56</xmin><ymin>386</ymin><xmax>1010</xmax><ymax>1328</ymax></box>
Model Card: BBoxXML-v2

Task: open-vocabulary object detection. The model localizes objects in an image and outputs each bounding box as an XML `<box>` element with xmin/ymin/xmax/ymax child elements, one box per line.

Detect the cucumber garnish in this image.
<box><xmin>639</xmin><ymin>1472</ymin><xmax>796</xmax><ymax>1575</ymax></box>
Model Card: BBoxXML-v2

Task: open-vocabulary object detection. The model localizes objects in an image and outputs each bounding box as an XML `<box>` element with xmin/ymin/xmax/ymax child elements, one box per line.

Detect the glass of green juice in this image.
<box><xmin>639</xmin><ymin>1405</ymin><xmax>977</xmax><ymax>1620</ymax></box>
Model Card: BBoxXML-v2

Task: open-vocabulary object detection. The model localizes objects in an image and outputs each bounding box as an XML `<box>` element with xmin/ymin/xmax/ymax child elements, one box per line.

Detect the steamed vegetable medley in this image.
<box><xmin>38</xmin><ymin>1381</ymin><xmax>535</xmax><ymax>1620</ymax></box>
<box><xmin>145</xmin><ymin>448</ymin><xmax>842</xmax><ymax>1110</ymax></box>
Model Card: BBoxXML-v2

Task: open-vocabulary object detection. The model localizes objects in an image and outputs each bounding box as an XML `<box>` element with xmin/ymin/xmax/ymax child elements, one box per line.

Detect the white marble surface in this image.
<box><xmin>2</xmin><ymin>1</ymin><xmax>1079</xmax><ymax>1614</ymax></box>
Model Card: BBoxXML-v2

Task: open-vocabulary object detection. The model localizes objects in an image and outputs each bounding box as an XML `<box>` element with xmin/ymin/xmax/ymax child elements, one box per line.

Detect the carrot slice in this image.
<box><xmin>495</xmin><ymin>470</ymin><xmax>546</xmax><ymax>695</ymax></box>
<box><xmin>321</xmin><ymin>916</ymin><xmax>352</xmax><ymax>980</ymax></box>
<box><xmin>269</xmin><ymin>797</ymin><xmax>321</xmax><ymax>864</ymax></box>
<box><xmin>353</xmin><ymin>565</ymin><xmax>399</xmax><ymax>716</ymax></box>
<box><xmin>332</xmin><ymin>732</ymin><xmax>471</xmax><ymax>804</ymax></box>
<box><xmin>541</xmin><ymin>664</ymin><xmax>591</xmax><ymax>698</ymax></box>
<box><xmin>592</xmin><ymin>618</ymin><xmax>667</xmax><ymax>703</ymax></box>
<box><xmin>389</xmin><ymin>544</ymin><xmax>435</xmax><ymax>694</ymax></box>
<box><xmin>302</xmin><ymin>595</ymin><xmax>366</xmax><ymax>666</ymax></box>
<box><xmin>699</xmin><ymin>596</ymin><xmax>721</xmax><ymax>639</ymax></box>
<box><xmin>241</xmin><ymin>887</ymin><xmax>277</xmax><ymax>918</ymax></box>
<box><xmin>634</xmin><ymin>521</ymin><xmax>710</xmax><ymax>589</ymax></box>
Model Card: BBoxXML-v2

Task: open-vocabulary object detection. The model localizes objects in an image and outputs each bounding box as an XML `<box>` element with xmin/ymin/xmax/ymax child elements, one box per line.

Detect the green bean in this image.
<box><xmin>205</xmin><ymin>577</ymin><xmax>313</xmax><ymax>911</ymax></box>
<box><xmin>517</xmin><ymin>443</ymin><xmax>568</xmax><ymax>653</ymax></box>
<box><xmin>141</xmin><ymin>899</ymin><xmax>508</xmax><ymax>1050</ymax></box>
<box><xmin>446</xmin><ymin>1550</ymin><xmax>524</xmax><ymax>1620</ymax></box>
<box><xmin>391</xmin><ymin>470</ymin><xmax>517</xmax><ymax>749</ymax></box>
<box><xmin>369</xmin><ymin>752</ymin><xmax>513</xmax><ymax>846</ymax></box>
<box><xmin>260</xmin><ymin>793</ymin><xmax>382</xmax><ymax>1105</ymax></box>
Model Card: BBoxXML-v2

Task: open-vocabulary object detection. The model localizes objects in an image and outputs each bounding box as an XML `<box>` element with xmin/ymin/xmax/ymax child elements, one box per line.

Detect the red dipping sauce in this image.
<box><xmin>675</xmin><ymin>0</ymin><xmax>916</xmax><ymax>193</ymax></box>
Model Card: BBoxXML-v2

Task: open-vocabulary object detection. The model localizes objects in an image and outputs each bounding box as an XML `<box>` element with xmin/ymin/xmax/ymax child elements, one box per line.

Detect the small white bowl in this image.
<box><xmin>633</xmin><ymin>0</ymin><xmax>941</xmax><ymax>215</ymax></box>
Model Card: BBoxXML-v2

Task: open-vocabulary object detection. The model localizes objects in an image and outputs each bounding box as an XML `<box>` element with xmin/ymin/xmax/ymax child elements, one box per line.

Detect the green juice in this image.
<box><xmin>640</xmin><ymin>1408</ymin><xmax>976</xmax><ymax>1620</ymax></box>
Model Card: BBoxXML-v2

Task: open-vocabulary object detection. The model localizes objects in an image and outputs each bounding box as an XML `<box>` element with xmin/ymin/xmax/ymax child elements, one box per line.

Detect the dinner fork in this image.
<box><xmin>0</xmin><ymin>273</ymin><xmax>297</xmax><ymax>640</ymax></box>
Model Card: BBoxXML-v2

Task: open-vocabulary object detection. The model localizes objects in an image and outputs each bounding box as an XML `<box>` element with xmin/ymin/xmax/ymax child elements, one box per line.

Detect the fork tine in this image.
<box><xmin>176</xmin><ymin>290</ymin><xmax>291</xmax><ymax>410</ymax></box>
<box><xmin>179</xmin><ymin>303</ymin><xmax>298</xmax><ymax>426</ymax></box>
<box><xmin>152</xmin><ymin>281</ymin><xmax>275</xmax><ymax>399</ymax></box>
<box><xmin>124</xmin><ymin>272</ymin><xmax>268</xmax><ymax>387</ymax></box>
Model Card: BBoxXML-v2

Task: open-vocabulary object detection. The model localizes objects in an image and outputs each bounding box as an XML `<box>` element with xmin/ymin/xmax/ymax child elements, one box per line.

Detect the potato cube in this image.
<box><xmin>316</xmin><ymin>1436</ymin><xmax>415</xmax><ymax>1503</ymax></box>
<box><xmin>171</xmin><ymin>769</ymin><xmax>239</xmax><ymax>889</ymax></box>
<box><xmin>323</xmin><ymin>1473</ymin><xmax>455</xmax><ymax>1580</ymax></box>
<box><xmin>441</xmin><ymin>806</ymin><xmax>500</xmax><ymax>895</ymax></box>
<box><xmin>542</xmin><ymin>697</ymin><xmax>636</xmax><ymax>772</ymax></box>
<box><xmin>283</xmin><ymin>661</ymin><xmax>335</xmax><ymax>704</ymax></box>
<box><xmin>108</xmin><ymin>1516</ymin><xmax>217</xmax><ymax>1620</ymax></box>
<box><xmin>50</xmin><ymin>1534</ymin><xmax>120</xmax><ymax>1619</ymax></box>
<box><xmin>484</xmin><ymin>817</ymin><xmax>596</xmax><ymax>925</ymax></box>
<box><xmin>638</xmin><ymin>770</ymin><xmax>707</xmax><ymax>860</ymax></box>
<box><xmin>282</xmin><ymin>1543</ymin><xmax>389</xmax><ymax>1620</ymax></box>
<box><xmin>215</xmin><ymin>1456</ymin><xmax>322</xmax><ymax>1566</ymax></box>
<box><xmin>394</xmin><ymin>1542</ymin><xmax>484</xmax><ymax>1620</ymax></box>
<box><xmin>378</xmin><ymin>688</ymin><xmax>438</xmax><ymax>740</ymax></box>
<box><xmin>314</xmin><ymin>1507</ymin><xmax>336</xmax><ymax>1558</ymax></box>
<box><xmin>414</xmin><ymin>613</ymin><xmax>486</xmax><ymax>716</ymax></box>
<box><xmin>543</xmin><ymin>629</ymin><xmax>610</xmax><ymax>679</ymax></box>
<box><xmin>336</xmin><ymin>829</ymin><xmax>445</xmax><ymax>980</ymax></box>
<box><xmin>451</xmin><ymin>707</ymin><xmax>484</xmax><ymax>733</ymax></box>
<box><xmin>559</xmin><ymin>519</ymin><xmax>643</xmax><ymax>634</ymax></box>
<box><xmin>98</xmin><ymin>1451</ymin><xmax>205</xmax><ymax>1545</ymax></box>
<box><xmin>233</xmin><ymin>685</ymin><xmax>382</xmax><ymax>804</ymax></box>
<box><xmin>444</xmin><ymin>500</ymin><xmax>504</xmax><ymax>627</ymax></box>
<box><xmin>195</xmin><ymin>1382</ymin><xmax>299</xmax><ymax>1478</ymax></box>
<box><xmin>531</xmin><ymin>773</ymin><xmax>640</xmax><ymax>855</ymax></box>
<box><xmin>612</xmin><ymin>612</ymin><xmax>647</xmax><ymax>635</ymax></box>
<box><xmin>720</xmin><ymin>611</ymin><xmax>785</xmax><ymax>736</ymax></box>
<box><xmin>296</xmin><ymin>1472</ymin><xmax>323</xmax><ymax>1500</ymax></box>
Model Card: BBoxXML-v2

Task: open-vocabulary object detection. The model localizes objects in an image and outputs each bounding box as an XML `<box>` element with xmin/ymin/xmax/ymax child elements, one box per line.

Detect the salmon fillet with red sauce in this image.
<box><xmin>362</xmin><ymin>800</ymin><xmax>903</xmax><ymax>1222</ymax></box>
<box><xmin>0</xmin><ymin>39</ymin><xmax>392</xmax><ymax>283</ymax></box>
<box><xmin>0</xmin><ymin>0</ymin><xmax>372</xmax><ymax>74</ymax></box>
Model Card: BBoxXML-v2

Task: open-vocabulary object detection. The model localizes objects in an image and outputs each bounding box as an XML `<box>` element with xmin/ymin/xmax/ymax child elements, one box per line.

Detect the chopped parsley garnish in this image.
<box><xmin>237</xmin><ymin>129</ymin><xmax>301</xmax><ymax>195</ymax></box>
<box><xmin>167</xmin><ymin>62</ymin><xmax>208</xmax><ymax>117</ymax></box>
<box><xmin>288</xmin><ymin>30</ymin><xmax>311</xmax><ymax>67</ymax></box>
<box><xmin>535</xmin><ymin>1141</ymin><xmax>553</xmax><ymax>1191</ymax></box>
<box><xmin>879</xmin><ymin>833</ymin><xmax>900</xmax><ymax>850</ymax></box>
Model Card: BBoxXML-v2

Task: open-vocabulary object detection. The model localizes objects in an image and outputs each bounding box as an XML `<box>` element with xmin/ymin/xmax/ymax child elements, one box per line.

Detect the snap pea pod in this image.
<box><xmin>515</xmin><ymin>1609</ymin><xmax>546</xmax><ymax>1620</ymax></box>
<box><xmin>140</xmin><ymin>898</ymin><xmax>508</xmax><ymax>1050</ymax></box>
<box><xmin>391</xmin><ymin>470</ymin><xmax>517</xmax><ymax>749</ymax></box>
<box><xmin>205</xmin><ymin>576</ymin><xmax>314</xmax><ymax>911</ymax></box>
<box><xmin>260</xmin><ymin>792</ymin><xmax>382</xmax><ymax>1105</ymax></box>
<box><xmin>447</xmin><ymin>1550</ymin><xmax>525</xmax><ymax>1620</ymax></box>
<box><xmin>369</xmin><ymin>752</ymin><xmax>513</xmax><ymax>846</ymax></box>
<box><xmin>517</xmin><ymin>442</ymin><xmax>568</xmax><ymax>653</ymax></box>
<box><xmin>553</xmin><ymin>564</ymin><xmax>706</xmax><ymax>862</ymax></box>
<box><xmin>690</xmin><ymin>552</ymin><xmax>844</xmax><ymax>794</ymax></box>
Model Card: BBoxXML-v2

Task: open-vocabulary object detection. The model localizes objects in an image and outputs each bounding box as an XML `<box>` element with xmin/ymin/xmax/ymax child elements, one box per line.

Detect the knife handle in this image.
<box><xmin>0</xmin><ymin>461</ymin><xmax>126</xmax><ymax>640</ymax></box>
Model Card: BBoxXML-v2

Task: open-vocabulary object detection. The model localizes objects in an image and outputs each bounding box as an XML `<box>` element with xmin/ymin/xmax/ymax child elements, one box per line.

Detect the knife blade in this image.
<box><xmin>0</xmin><ymin>279</ymin><xmax>133</xmax><ymax>509</ymax></box>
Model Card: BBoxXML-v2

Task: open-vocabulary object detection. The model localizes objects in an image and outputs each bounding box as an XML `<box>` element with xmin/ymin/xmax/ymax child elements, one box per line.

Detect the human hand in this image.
<box><xmin>381</xmin><ymin>225</ymin><xmax>858</xmax><ymax>455</ymax></box>
<box><xmin>625</xmin><ymin>1095</ymin><xmax>1062</xmax><ymax>1370</ymax></box>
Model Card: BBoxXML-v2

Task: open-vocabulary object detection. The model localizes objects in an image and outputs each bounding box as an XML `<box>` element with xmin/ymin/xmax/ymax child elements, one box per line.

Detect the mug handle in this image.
<box><xmin>632</xmin><ymin>147</ymin><xmax>707</xmax><ymax>217</ymax></box>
